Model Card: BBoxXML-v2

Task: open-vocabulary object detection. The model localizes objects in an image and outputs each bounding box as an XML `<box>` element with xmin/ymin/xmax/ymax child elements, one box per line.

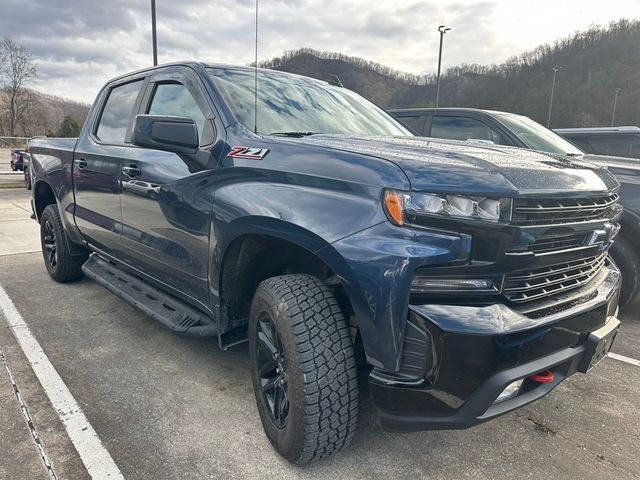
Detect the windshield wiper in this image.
<box><xmin>269</xmin><ymin>131</ymin><xmax>320</xmax><ymax>137</ymax></box>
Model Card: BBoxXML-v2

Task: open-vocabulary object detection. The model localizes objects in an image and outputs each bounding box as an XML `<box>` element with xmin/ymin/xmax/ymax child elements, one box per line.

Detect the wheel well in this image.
<box><xmin>34</xmin><ymin>182</ymin><xmax>56</xmax><ymax>220</ymax></box>
<box><xmin>220</xmin><ymin>234</ymin><xmax>354</xmax><ymax>331</ymax></box>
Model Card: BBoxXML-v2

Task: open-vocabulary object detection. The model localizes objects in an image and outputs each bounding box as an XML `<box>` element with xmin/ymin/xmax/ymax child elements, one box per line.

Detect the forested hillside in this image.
<box><xmin>260</xmin><ymin>19</ymin><xmax>640</xmax><ymax>128</ymax></box>
<box><xmin>0</xmin><ymin>88</ymin><xmax>89</xmax><ymax>137</ymax></box>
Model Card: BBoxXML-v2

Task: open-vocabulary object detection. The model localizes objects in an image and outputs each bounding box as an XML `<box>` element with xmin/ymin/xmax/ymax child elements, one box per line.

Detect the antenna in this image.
<box><xmin>253</xmin><ymin>0</ymin><xmax>259</xmax><ymax>133</ymax></box>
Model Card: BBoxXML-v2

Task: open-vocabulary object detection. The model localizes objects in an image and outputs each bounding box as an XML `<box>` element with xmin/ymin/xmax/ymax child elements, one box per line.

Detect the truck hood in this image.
<box><xmin>293</xmin><ymin>135</ymin><xmax>618</xmax><ymax>195</ymax></box>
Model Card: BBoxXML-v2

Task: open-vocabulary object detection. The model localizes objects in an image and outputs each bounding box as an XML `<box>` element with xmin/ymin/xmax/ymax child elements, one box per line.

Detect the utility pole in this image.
<box><xmin>435</xmin><ymin>25</ymin><xmax>451</xmax><ymax>107</ymax></box>
<box><xmin>546</xmin><ymin>66</ymin><xmax>560</xmax><ymax>128</ymax></box>
<box><xmin>611</xmin><ymin>88</ymin><xmax>621</xmax><ymax>127</ymax></box>
<box><xmin>151</xmin><ymin>0</ymin><xmax>158</xmax><ymax>66</ymax></box>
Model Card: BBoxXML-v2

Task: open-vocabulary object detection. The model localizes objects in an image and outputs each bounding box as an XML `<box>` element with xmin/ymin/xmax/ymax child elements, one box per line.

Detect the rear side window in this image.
<box><xmin>148</xmin><ymin>83</ymin><xmax>208</xmax><ymax>144</ymax></box>
<box><xmin>395</xmin><ymin>115</ymin><xmax>424</xmax><ymax>135</ymax></box>
<box><xmin>430</xmin><ymin>116</ymin><xmax>502</xmax><ymax>144</ymax></box>
<box><xmin>96</xmin><ymin>80</ymin><xmax>143</xmax><ymax>144</ymax></box>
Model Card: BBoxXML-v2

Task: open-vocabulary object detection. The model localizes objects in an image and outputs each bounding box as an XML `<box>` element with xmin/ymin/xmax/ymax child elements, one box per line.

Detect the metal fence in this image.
<box><xmin>0</xmin><ymin>136</ymin><xmax>30</xmax><ymax>149</ymax></box>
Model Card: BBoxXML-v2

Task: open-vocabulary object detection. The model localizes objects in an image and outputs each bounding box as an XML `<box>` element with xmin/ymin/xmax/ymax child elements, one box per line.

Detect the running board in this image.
<box><xmin>82</xmin><ymin>254</ymin><xmax>218</xmax><ymax>338</ymax></box>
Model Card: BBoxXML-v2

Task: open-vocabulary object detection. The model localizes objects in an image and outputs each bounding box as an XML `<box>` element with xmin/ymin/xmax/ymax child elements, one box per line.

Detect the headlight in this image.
<box><xmin>383</xmin><ymin>190</ymin><xmax>511</xmax><ymax>226</ymax></box>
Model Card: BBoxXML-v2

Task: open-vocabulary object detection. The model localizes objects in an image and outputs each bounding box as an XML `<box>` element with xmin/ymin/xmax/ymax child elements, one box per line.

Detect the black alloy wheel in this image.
<box><xmin>43</xmin><ymin>218</ymin><xmax>58</xmax><ymax>269</ymax></box>
<box><xmin>39</xmin><ymin>204</ymin><xmax>87</xmax><ymax>282</ymax></box>
<box><xmin>255</xmin><ymin>313</ymin><xmax>289</xmax><ymax>428</ymax></box>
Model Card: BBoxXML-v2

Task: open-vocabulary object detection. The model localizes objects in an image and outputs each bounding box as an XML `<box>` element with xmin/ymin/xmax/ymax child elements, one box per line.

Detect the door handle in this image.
<box><xmin>122</xmin><ymin>165</ymin><xmax>142</xmax><ymax>177</ymax></box>
<box><xmin>76</xmin><ymin>158</ymin><xmax>87</xmax><ymax>168</ymax></box>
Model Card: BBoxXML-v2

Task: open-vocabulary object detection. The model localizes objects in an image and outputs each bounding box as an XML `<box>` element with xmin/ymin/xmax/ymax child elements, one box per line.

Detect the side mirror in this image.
<box><xmin>131</xmin><ymin>114</ymin><xmax>199</xmax><ymax>154</ymax></box>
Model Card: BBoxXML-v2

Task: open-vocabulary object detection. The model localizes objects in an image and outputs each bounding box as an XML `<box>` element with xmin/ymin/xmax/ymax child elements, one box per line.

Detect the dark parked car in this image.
<box><xmin>29</xmin><ymin>63</ymin><xmax>621</xmax><ymax>464</ymax></box>
<box><xmin>10</xmin><ymin>148</ymin><xmax>27</xmax><ymax>171</ymax></box>
<box><xmin>555</xmin><ymin>126</ymin><xmax>640</xmax><ymax>160</ymax></box>
<box><xmin>391</xmin><ymin>107</ymin><xmax>640</xmax><ymax>307</ymax></box>
<box><xmin>22</xmin><ymin>150</ymin><xmax>32</xmax><ymax>190</ymax></box>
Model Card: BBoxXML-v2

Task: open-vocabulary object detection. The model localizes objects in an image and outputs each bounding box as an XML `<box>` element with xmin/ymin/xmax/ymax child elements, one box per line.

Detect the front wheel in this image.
<box><xmin>249</xmin><ymin>274</ymin><xmax>359</xmax><ymax>464</ymax></box>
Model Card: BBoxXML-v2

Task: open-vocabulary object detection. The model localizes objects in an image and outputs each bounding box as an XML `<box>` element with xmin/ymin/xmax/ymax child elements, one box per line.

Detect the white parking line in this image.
<box><xmin>608</xmin><ymin>352</ymin><xmax>640</xmax><ymax>367</ymax></box>
<box><xmin>0</xmin><ymin>284</ymin><xmax>124</xmax><ymax>480</ymax></box>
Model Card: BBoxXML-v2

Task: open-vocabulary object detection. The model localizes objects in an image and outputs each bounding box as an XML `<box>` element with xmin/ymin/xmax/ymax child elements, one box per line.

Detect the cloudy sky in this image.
<box><xmin>3</xmin><ymin>0</ymin><xmax>640</xmax><ymax>103</ymax></box>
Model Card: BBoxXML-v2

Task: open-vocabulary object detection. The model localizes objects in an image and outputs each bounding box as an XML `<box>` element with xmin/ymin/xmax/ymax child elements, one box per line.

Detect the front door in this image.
<box><xmin>118</xmin><ymin>68</ymin><xmax>218</xmax><ymax>306</ymax></box>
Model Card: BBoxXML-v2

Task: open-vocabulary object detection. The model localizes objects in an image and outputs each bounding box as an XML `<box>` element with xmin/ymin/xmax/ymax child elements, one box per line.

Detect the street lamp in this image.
<box><xmin>611</xmin><ymin>88</ymin><xmax>621</xmax><ymax>126</ymax></box>
<box><xmin>546</xmin><ymin>65</ymin><xmax>560</xmax><ymax>128</ymax></box>
<box><xmin>435</xmin><ymin>25</ymin><xmax>451</xmax><ymax>107</ymax></box>
<box><xmin>151</xmin><ymin>0</ymin><xmax>158</xmax><ymax>66</ymax></box>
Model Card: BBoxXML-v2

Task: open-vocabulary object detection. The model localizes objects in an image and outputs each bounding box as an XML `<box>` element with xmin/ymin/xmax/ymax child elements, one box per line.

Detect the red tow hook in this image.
<box><xmin>528</xmin><ymin>370</ymin><xmax>554</xmax><ymax>383</ymax></box>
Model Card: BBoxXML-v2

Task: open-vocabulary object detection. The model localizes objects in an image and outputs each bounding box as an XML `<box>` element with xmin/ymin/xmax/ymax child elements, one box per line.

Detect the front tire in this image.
<box><xmin>610</xmin><ymin>235</ymin><xmax>640</xmax><ymax>308</ymax></box>
<box><xmin>249</xmin><ymin>274</ymin><xmax>359</xmax><ymax>464</ymax></box>
<box><xmin>40</xmin><ymin>204</ymin><xmax>87</xmax><ymax>282</ymax></box>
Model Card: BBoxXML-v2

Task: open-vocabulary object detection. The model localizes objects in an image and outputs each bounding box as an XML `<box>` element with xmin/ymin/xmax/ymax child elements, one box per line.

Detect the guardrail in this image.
<box><xmin>0</xmin><ymin>137</ymin><xmax>31</xmax><ymax>149</ymax></box>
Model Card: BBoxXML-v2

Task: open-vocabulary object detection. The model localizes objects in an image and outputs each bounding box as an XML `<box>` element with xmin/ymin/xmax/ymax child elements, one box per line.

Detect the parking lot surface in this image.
<box><xmin>1</xmin><ymin>188</ymin><xmax>639</xmax><ymax>479</ymax></box>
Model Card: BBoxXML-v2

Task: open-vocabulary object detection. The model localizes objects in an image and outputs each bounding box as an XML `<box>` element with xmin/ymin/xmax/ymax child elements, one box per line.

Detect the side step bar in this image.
<box><xmin>82</xmin><ymin>254</ymin><xmax>217</xmax><ymax>338</ymax></box>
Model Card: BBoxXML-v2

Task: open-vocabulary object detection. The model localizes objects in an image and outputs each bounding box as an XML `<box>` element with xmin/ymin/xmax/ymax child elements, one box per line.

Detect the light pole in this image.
<box><xmin>611</xmin><ymin>88</ymin><xmax>621</xmax><ymax>126</ymax></box>
<box><xmin>151</xmin><ymin>0</ymin><xmax>158</xmax><ymax>66</ymax></box>
<box><xmin>546</xmin><ymin>65</ymin><xmax>560</xmax><ymax>128</ymax></box>
<box><xmin>435</xmin><ymin>25</ymin><xmax>451</xmax><ymax>107</ymax></box>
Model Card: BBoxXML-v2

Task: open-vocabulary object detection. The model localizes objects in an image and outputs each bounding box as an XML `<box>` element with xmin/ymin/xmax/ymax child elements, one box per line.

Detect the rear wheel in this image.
<box><xmin>40</xmin><ymin>204</ymin><xmax>87</xmax><ymax>282</ymax></box>
<box><xmin>610</xmin><ymin>235</ymin><xmax>640</xmax><ymax>308</ymax></box>
<box><xmin>249</xmin><ymin>274</ymin><xmax>359</xmax><ymax>464</ymax></box>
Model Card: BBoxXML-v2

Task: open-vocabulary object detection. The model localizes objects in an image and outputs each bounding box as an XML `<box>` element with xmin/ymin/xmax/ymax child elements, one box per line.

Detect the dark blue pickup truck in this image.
<box><xmin>30</xmin><ymin>62</ymin><xmax>622</xmax><ymax>464</ymax></box>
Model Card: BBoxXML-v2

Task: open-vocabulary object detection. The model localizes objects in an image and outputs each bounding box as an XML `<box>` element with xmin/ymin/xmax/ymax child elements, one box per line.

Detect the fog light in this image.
<box><xmin>494</xmin><ymin>379</ymin><xmax>524</xmax><ymax>403</ymax></box>
<box><xmin>410</xmin><ymin>277</ymin><xmax>497</xmax><ymax>294</ymax></box>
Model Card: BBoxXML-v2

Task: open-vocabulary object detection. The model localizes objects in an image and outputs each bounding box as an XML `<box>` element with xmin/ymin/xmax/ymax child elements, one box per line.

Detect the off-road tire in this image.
<box><xmin>249</xmin><ymin>274</ymin><xmax>359</xmax><ymax>464</ymax></box>
<box><xmin>610</xmin><ymin>235</ymin><xmax>640</xmax><ymax>308</ymax></box>
<box><xmin>40</xmin><ymin>204</ymin><xmax>87</xmax><ymax>282</ymax></box>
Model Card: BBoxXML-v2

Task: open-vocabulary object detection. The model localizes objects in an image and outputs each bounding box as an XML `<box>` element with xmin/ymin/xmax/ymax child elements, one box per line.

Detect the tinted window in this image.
<box><xmin>395</xmin><ymin>115</ymin><xmax>424</xmax><ymax>135</ymax></box>
<box><xmin>430</xmin><ymin>116</ymin><xmax>502</xmax><ymax>144</ymax></box>
<box><xmin>583</xmin><ymin>135</ymin><xmax>640</xmax><ymax>158</ymax></box>
<box><xmin>208</xmin><ymin>67</ymin><xmax>410</xmax><ymax>136</ymax></box>
<box><xmin>148</xmin><ymin>83</ymin><xmax>207</xmax><ymax>143</ymax></box>
<box><xmin>96</xmin><ymin>80</ymin><xmax>143</xmax><ymax>144</ymax></box>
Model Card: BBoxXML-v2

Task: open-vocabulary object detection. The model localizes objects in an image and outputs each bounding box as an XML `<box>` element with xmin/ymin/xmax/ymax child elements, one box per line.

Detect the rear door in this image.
<box><xmin>73</xmin><ymin>76</ymin><xmax>148</xmax><ymax>255</ymax></box>
<box><xmin>118</xmin><ymin>66</ymin><xmax>218</xmax><ymax>305</ymax></box>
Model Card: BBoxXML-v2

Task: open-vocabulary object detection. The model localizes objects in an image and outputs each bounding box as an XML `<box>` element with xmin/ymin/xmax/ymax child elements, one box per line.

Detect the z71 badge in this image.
<box><xmin>227</xmin><ymin>146</ymin><xmax>269</xmax><ymax>160</ymax></box>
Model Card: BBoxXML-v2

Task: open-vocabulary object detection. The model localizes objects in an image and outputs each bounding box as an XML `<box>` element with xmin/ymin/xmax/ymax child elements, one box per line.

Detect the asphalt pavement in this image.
<box><xmin>1</xmin><ymin>188</ymin><xmax>639</xmax><ymax>479</ymax></box>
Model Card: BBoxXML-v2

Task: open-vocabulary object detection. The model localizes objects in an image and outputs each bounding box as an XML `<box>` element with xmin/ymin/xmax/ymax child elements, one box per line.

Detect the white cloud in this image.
<box><xmin>2</xmin><ymin>0</ymin><xmax>639</xmax><ymax>102</ymax></box>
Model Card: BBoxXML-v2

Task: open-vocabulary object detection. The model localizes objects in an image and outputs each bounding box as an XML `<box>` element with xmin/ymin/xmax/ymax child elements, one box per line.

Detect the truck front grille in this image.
<box><xmin>512</xmin><ymin>194</ymin><xmax>619</xmax><ymax>226</ymax></box>
<box><xmin>503</xmin><ymin>253</ymin><xmax>607</xmax><ymax>303</ymax></box>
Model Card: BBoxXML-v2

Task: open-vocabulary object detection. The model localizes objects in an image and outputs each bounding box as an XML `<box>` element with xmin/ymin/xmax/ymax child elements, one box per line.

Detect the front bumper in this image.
<box><xmin>369</xmin><ymin>264</ymin><xmax>621</xmax><ymax>432</ymax></box>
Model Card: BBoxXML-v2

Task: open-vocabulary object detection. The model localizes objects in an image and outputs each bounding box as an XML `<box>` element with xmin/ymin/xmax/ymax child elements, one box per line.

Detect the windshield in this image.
<box><xmin>493</xmin><ymin>112</ymin><xmax>584</xmax><ymax>156</ymax></box>
<box><xmin>207</xmin><ymin>67</ymin><xmax>411</xmax><ymax>137</ymax></box>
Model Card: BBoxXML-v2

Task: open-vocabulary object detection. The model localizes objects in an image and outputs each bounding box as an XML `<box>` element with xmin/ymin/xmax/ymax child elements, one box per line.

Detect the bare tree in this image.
<box><xmin>0</xmin><ymin>38</ymin><xmax>37</xmax><ymax>136</ymax></box>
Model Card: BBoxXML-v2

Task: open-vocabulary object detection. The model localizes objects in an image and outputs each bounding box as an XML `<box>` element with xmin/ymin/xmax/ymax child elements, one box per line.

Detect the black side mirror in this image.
<box><xmin>131</xmin><ymin>114</ymin><xmax>199</xmax><ymax>154</ymax></box>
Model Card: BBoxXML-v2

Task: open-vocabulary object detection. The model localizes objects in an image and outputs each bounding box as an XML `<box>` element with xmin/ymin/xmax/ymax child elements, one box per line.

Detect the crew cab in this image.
<box><xmin>29</xmin><ymin>63</ymin><xmax>622</xmax><ymax>464</ymax></box>
<box><xmin>391</xmin><ymin>107</ymin><xmax>640</xmax><ymax>307</ymax></box>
